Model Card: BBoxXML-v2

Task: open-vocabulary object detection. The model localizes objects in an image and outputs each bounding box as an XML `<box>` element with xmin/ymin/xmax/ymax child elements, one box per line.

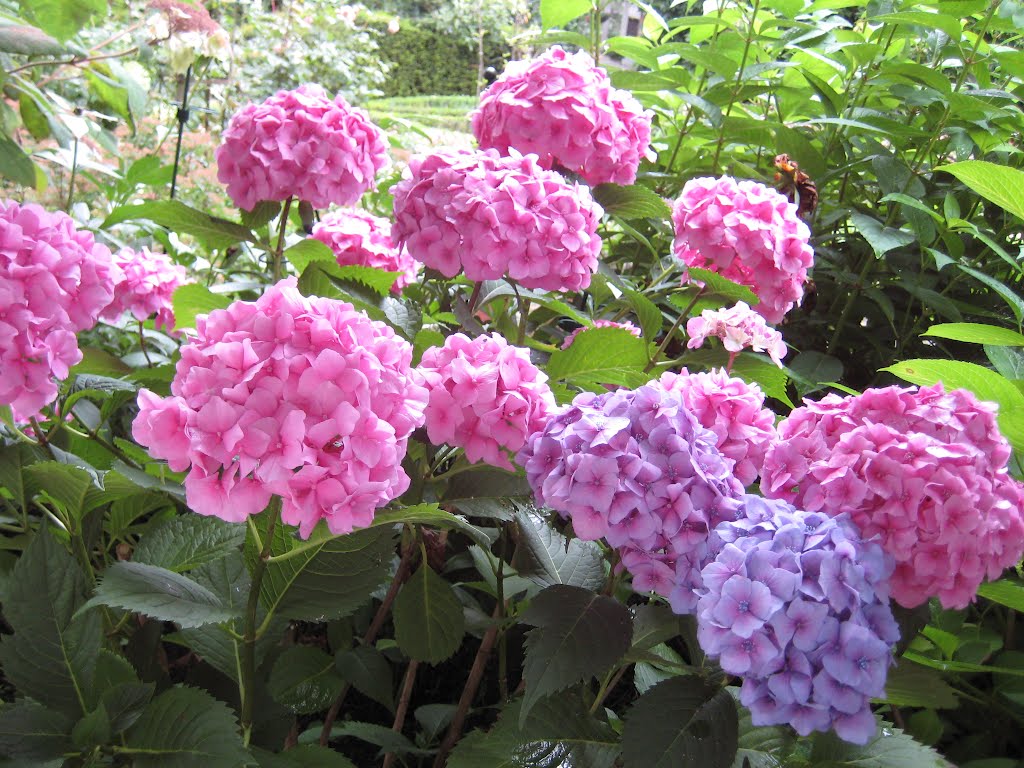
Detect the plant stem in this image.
<box><xmin>241</xmin><ymin>497</ymin><xmax>282</xmax><ymax>746</ymax></box>
<box><xmin>589</xmin><ymin>665</ymin><xmax>628</xmax><ymax>714</ymax></box>
<box><xmin>4</xmin><ymin>46</ymin><xmax>139</xmax><ymax>76</ymax></box>
<box><xmin>65</xmin><ymin>138</ymin><xmax>78</xmax><ymax>213</ymax></box>
<box><xmin>381</xmin><ymin>660</ymin><xmax>420</xmax><ymax>768</ymax></box>
<box><xmin>272</xmin><ymin>196</ymin><xmax>294</xmax><ymax>282</ymax></box>
<box><xmin>710</xmin><ymin>0</ymin><xmax>762</xmax><ymax>174</ymax></box>
<box><xmin>138</xmin><ymin>320</ymin><xmax>153</xmax><ymax>366</ymax></box>
<box><xmin>645</xmin><ymin>286</ymin><xmax>704</xmax><ymax>372</ymax></box>
<box><xmin>170</xmin><ymin>64</ymin><xmax>192</xmax><ymax>200</ymax></box>
<box><xmin>433</xmin><ymin>603</ymin><xmax>503</xmax><ymax>767</ymax></box>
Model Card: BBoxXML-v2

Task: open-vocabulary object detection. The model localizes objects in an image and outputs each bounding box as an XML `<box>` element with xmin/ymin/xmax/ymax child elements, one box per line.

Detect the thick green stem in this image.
<box><xmin>645</xmin><ymin>286</ymin><xmax>704</xmax><ymax>372</ymax></box>
<box><xmin>241</xmin><ymin>497</ymin><xmax>281</xmax><ymax>745</ymax></box>
<box><xmin>272</xmin><ymin>197</ymin><xmax>294</xmax><ymax>282</ymax></box>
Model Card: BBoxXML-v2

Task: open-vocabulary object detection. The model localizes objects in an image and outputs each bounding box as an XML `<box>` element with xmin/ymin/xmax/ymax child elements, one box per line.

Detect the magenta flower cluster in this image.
<box><xmin>102</xmin><ymin>246</ymin><xmax>188</xmax><ymax>333</ymax></box>
<box><xmin>698</xmin><ymin>496</ymin><xmax>898</xmax><ymax>745</ymax></box>
<box><xmin>561</xmin><ymin>319</ymin><xmax>641</xmax><ymax>349</ymax></box>
<box><xmin>391</xmin><ymin>149</ymin><xmax>602</xmax><ymax>292</ymax></box>
<box><xmin>0</xmin><ymin>201</ymin><xmax>118</xmax><ymax>416</ymax></box>
<box><xmin>761</xmin><ymin>384</ymin><xmax>1024</xmax><ymax>609</ymax></box>
<box><xmin>672</xmin><ymin>177</ymin><xmax>814</xmax><ymax>324</ymax></box>
<box><xmin>216</xmin><ymin>84</ymin><xmax>388</xmax><ymax>212</ymax></box>
<box><xmin>658</xmin><ymin>369</ymin><xmax>777</xmax><ymax>487</ymax></box>
<box><xmin>311</xmin><ymin>209</ymin><xmax>418</xmax><ymax>294</ymax></box>
<box><xmin>419</xmin><ymin>333</ymin><xmax>554</xmax><ymax>471</ymax></box>
<box><xmin>686</xmin><ymin>301</ymin><xmax>787</xmax><ymax>368</ymax></box>
<box><xmin>472</xmin><ymin>46</ymin><xmax>653</xmax><ymax>186</ymax></box>
<box><xmin>518</xmin><ymin>380</ymin><xmax>744</xmax><ymax>613</ymax></box>
<box><xmin>132</xmin><ymin>278</ymin><xmax>427</xmax><ymax>537</ymax></box>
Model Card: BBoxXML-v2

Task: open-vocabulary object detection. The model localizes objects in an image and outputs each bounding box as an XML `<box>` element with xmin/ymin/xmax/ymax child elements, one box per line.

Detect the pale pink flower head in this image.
<box><xmin>131</xmin><ymin>278</ymin><xmax>428</xmax><ymax>538</ymax></box>
<box><xmin>472</xmin><ymin>46</ymin><xmax>654</xmax><ymax>186</ymax></box>
<box><xmin>672</xmin><ymin>177</ymin><xmax>814</xmax><ymax>324</ymax></box>
<box><xmin>391</xmin><ymin>148</ymin><xmax>602</xmax><ymax>292</ymax></box>
<box><xmin>686</xmin><ymin>301</ymin><xmax>787</xmax><ymax>367</ymax></box>
<box><xmin>761</xmin><ymin>383</ymin><xmax>1024</xmax><ymax>609</ymax></box>
<box><xmin>216</xmin><ymin>84</ymin><xmax>389</xmax><ymax>212</ymax></box>
<box><xmin>0</xmin><ymin>200</ymin><xmax>119</xmax><ymax>416</ymax></box>
<box><xmin>311</xmin><ymin>209</ymin><xmax>418</xmax><ymax>294</ymax></box>
<box><xmin>102</xmin><ymin>246</ymin><xmax>189</xmax><ymax>332</ymax></box>
<box><xmin>418</xmin><ymin>333</ymin><xmax>555</xmax><ymax>471</ymax></box>
<box><xmin>659</xmin><ymin>368</ymin><xmax>777</xmax><ymax>487</ymax></box>
<box><xmin>562</xmin><ymin>319</ymin><xmax>641</xmax><ymax>350</ymax></box>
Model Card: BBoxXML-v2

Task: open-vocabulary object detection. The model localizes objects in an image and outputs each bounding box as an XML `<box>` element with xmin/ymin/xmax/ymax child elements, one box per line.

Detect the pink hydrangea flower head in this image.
<box><xmin>419</xmin><ymin>333</ymin><xmax>555</xmax><ymax>471</ymax></box>
<box><xmin>102</xmin><ymin>246</ymin><xmax>189</xmax><ymax>332</ymax></box>
<box><xmin>0</xmin><ymin>200</ymin><xmax>119</xmax><ymax>415</ymax></box>
<box><xmin>562</xmin><ymin>319</ymin><xmax>641</xmax><ymax>350</ymax></box>
<box><xmin>672</xmin><ymin>177</ymin><xmax>814</xmax><ymax>323</ymax></box>
<box><xmin>761</xmin><ymin>383</ymin><xmax>1024</xmax><ymax>609</ymax></box>
<box><xmin>686</xmin><ymin>301</ymin><xmax>787</xmax><ymax>367</ymax></box>
<box><xmin>472</xmin><ymin>46</ymin><xmax>654</xmax><ymax>186</ymax></box>
<box><xmin>517</xmin><ymin>380</ymin><xmax>745</xmax><ymax>613</ymax></box>
<box><xmin>699</xmin><ymin>496</ymin><xmax>898</xmax><ymax>745</ymax></box>
<box><xmin>658</xmin><ymin>368</ymin><xmax>777</xmax><ymax>487</ymax></box>
<box><xmin>216</xmin><ymin>84</ymin><xmax>389</xmax><ymax>211</ymax></box>
<box><xmin>131</xmin><ymin>278</ymin><xmax>428</xmax><ymax>538</ymax></box>
<box><xmin>391</xmin><ymin>148</ymin><xmax>603</xmax><ymax>292</ymax></box>
<box><xmin>311</xmin><ymin>209</ymin><xmax>418</xmax><ymax>294</ymax></box>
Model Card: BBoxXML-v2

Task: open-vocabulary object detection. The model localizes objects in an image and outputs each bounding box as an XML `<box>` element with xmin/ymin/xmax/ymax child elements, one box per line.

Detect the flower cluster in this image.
<box><xmin>102</xmin><ymin>247</ymin><xmax>188</xmax><ymax>333</ymax></box>
<box><xmin>311</xmin><ymin>209</ymin><xmax>418</xmax><ymax>294</ymax></box>
<box><xmin>698</xmin><ymin>496</ymin><xmax>899</xmax><ymax>745</ymax></box>
<box><xmin>132</xmin><ymin>278</ymin><xmax>427</xmax><ymax>538</ymax></box>
<box><xmin>419</xmin><ymin>333</ymin><xmax>554</xmax><ymax>471</ymax></box>
<box><xmin>216</xmin><ymin>84</ymin><xmax>389</xmax><ymax>212</ymax></box>
<box><xmin>561</xmin><ymin>319</ymin><xmax>641</xmax><ymax>349</ymax></box>
<box><xmin>145</xmin><ymin>0</ymin><xmax>231</xmax><ymax>74</ymax></box>
<box><xmin>472</xmin><ymin>47</ymin><xmax>653</xmax><ymax>186</ymax></box>
<box><xmin>658</xmin><ymin>369</ymin><xmax>777</xmax><ymax>487</ymax></box>
<box><xmin>761</xmin><ymin>384</ymin><xmax>1024</xmax><ymax>608</ymax></box>
<box><xmin>672</xmin><ymin>177</ymin><xmax>814</xmax><ymax>324</ymax></box>
<box><xmin>518</xmin><ymin>381</ymin><xmax>744</xmax><ymax>613</ymax></box>
<box><xmin>0</xmin><ymin>201</ymin><xmax>118</xmax><ymax>416</ymax></box>
<box><xmin>391</xmin><ymin>149</ymin><xmax>602</xmax><ymax>292</ymax></box>
<box><xmin>686</xmin><ymin>302</ymin><xmax>787</xmax><ymax>368</ymax></box>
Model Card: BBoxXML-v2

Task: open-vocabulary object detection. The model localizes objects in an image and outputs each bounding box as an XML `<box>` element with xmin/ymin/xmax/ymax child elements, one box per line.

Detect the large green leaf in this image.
<box><xmin>268</xmin><ymin>646</ymin><xmax>345</xmax><ymax>714</ymax></box>
<box><xmin>977</xmin><ymin>578</ymin><xmax>1024</xmax><ymax>612</ymax></box>
<box><xmin>121</xmin><ymin>686</ymin><xmax>250</xmax><ymax>768</ymax></box>
<box><xmin>621</xmin><ymin>679</ymin><xmax>738</xmax><ymax>768</ymax></box>
<box><xmin>335</xmin><ymin>646</ymin><xmax>395</xmax><ymax>712</ymax></box>
<box><xmin>923</xmin><ymin>323</ymin><xmax>1024</xmax><ymax>347</ymax></box>
<box><xmin>253</xmin><ymin>745</ymin><xmax>357</xmax><ymax>768</ymax></box>
<box><xmin>0</xmin><ymin>530</ymin><xmax>101</xmax><ymax>717</ymax></box>
<box><xmin>682</xmin><ymin>267</ymin><xmax>759</xmax><ymax>305</ymax></box>
<box><xmin>371</xmin><ymin>503</ymin><xmax>491</xmax><ymax>548</ymax></box>
<box><xmin>102</xmin><ymin>201</ymin><xmax>255</xmax><ymax>250</ymax></box>
<box><xmin>850</xmin><ymin>213</ymin><xmax>916</xmax><ymax>258</ymax></box>
<box><xmin>519</xmin><ymin>584</ymin><xmax>632</xmax><ymax>724</ymax></box>
<box><xmin>0</xmin><ymin>441</ymin><xmax>43</xmax><ymax>510</ymax></box>
<box><xmin>546</xmin><ymin>326</ymin><xmax>651</xmax><ymax>389</ymax></box>
<box><xmin>540</xmin><ymin>0</ymin><xmax>593</xmax><ymax>30</ymax></box>
<box><xmin>285</xmin><ymin>239</ymin><xmax>402</xmax><ymax>296</ymax></box>
<box><xmin>592</xmin><ymin>183</ymin><xmax>672</xmax><ymax>220</ymax></box>
<box><xmin>0</xmin><ymin>701</ymin><xmax>73</xmax><ymax>761</ymax></box>
<box><xmin>171</xmin><ymin>283</ymin><xmax>232</xmax><ymax>330</ymax></box>
<box><xmin>511</xmin><ymin>510</ymin><xmax>606</xmax><ymax>591</ymax></box>
<box><xmin>938</xmin><ymin>161</ymin><xmax>1024</xmax><ymax>223</ymax></box>
<box><xmin>807</xmin><ymin>720</ymin><xmax>953</xmax><ymax>767</ymax></box>
<box><xmin>18</xmin><ymin>0</ymin><xmax>107</xmax><ymax>41</ymax></box>
<box><xmin>24</xmin><ymin>462</ymin><xmax>97</xmax><ymax>522</ymax></box>
<box><xmin>252</xmin><ymin>522</ymin><xmax>397</xmax><ymax>622</ymax></box>
<box><xmin>393</xmin><ymin>562</ymin><xmax>465</xmax><ymax>664</ymax></box>
<box><xmin>81</xmin><ymin>561</ymin><xmax>240</xmax><ymax>628</ymax></box>
<box><xmin>878</xmin><ymin>662</ymin><xmax>958</xmax><ymax>709</ymax></box>
<box><xmin>133</xmin><ymin>515</ymin><xmax>245</xmax><ymax>573</ymax></box>
<box><xmin>0</xmin><ymin>22</ymin><xmax>64</xmax><ymax>54</ymax></box>
<box><xmin>0</xmin><ymin>132</ymin><xmax>40</xmax><ymax>188</ymax></box>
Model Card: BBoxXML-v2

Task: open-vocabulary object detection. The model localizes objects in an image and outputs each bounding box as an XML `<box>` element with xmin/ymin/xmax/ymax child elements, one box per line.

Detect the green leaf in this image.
<box><xmin>284</xmin><ymin>238</ymin><xmax>338</xmax><ymax>274</ymax></box>
<box><xmin>621</xmin><ymin>679</ymin><xmax>738</xmax><ymax>768</ymax></box>
<box><xmin>938</xmin><ymin>161</ymin><xmax>1024</xmax><ymax>223</ymax></box>
<box><xmin>881</xmin><ymin>359</ymin><xmax>1024</xmax><ymax>451</ymax></box>
<box><xmin>327</xmin><ymin>720</ymin><xmax>432</xmax><ymax>756</ymax></box>
<box><xmin>875</xmin><ymin>11</ymin><xmax>962</xmax><ymax>41</ymax></box>
<box><xmin>23</xmin><ymin>461</ymin><xmax>96</xmax><ymax>521</ymax></box>
<box><xmin>850</xmin><ymin>213</ymin><xmax>916</xmax><ymax>258</ymax></box>
<box><xmin>335</xmin><ymin>646</ymin><xmax>395</xmax><ymax>712</ymax></box>
<box><xmin>923</xmin><ymin>323</ymin><xmax>1024</xmax><ymax>346</ymax></box>
<box><xmin>623</xmin><ymin>288</ymin><xmax>663</xmax><ymax>340</ymax></box>
<box><xmin>546</xmin><ymin>326</ymin><xmax>651</xmax><ymax>388</ymax></box>
<box><xmin>878</xmin><ymin>662</ymin><xmax>958</xmax><ymax>709</ymax></box>
<box><xmin>254</xmin><ymin>522</ymin><xmax>397</xmax><ymax>622</ymax></box>
<box><xmin>787</xmin><ymin>350</ymin><xmax>844</xmax><ymax>385</ymax></box>
<box><xmin>592</xmin><ymin>183</ymin><xmax>672</xmax><ymax>220</ymax></box>
<box><xmin>72</xmin><ymin>702</ymin><xmax>111</xmax><ymax>750</ymax></box>
<box><xmin>133</xmin><ymin>515</ymin><xmax>245</xmax><ymax>573</ymax></box>
<box><xmin>253</xmin><ymin>745</ymin><xmax>357</xmax><ymax>768</ymax></box>
<box><xmin>81</xmin><ymin>561</ymin><xmax>240</xmax><ymax>628</ymax></box>
<box><xmin>519</xmin><ymin>584</ymin><xmax>632</xmax><ymax>724</ymax></box>
<box><xmin>986</xmin><ymin>345</ymin><xmax>1024</xmax><ymax>379</ymax></box>
<box><xmin>957</xmin><ymin>264</ymin><xmax>1024</xmax><ymax>323</ymax></box>
<box><xmin>241</xmin><ymin>201</ymin><xmax>282</xmax><ymax>230</ymax></box>
<box><xmin>682</xmin><ymin>267</ymin><xmax>759</xmax><ymax>305</ymax></box>
<box><xmin>511</xmin><ymin>509</ymin><xmax>606</xmax><ymax>591</ymax></box>
<box><xmin>18</xmin><ymin>0</ymin><xmax>107</xmax><ymax>41</ymax></box>
<box><xmin>540</xmin><ymin>0</ymin><xmax>592</xmax><ymax>30</ymax></box>
<box><xmin>0</xmin><ymin>530</ymin><xmax>101</xmax><ymax>717</ymax></box>
<box><xmin>0</xmin><ymin>22</ymin><xmax>64</xmax><ymax>54</ymax></box>
<box><xmin>0</xmin><ymin>132</ymin><xmax>39</xmax><ymax>188</ymax></box>
<box><xmin>269</xmin><ymin>646</ymin><xmax>345</xmax><ymax>714</ymax></box>
<box><xmin>731</xmin><ymin>687</ymin><xmax>791</xmax><ymax>768</ymax></box>
<box><xmin>121</xmin><ymin>686</ymin><xmax>250</xmax><ymax>768</ymax></box>
<box><xmin>631</xmin><ymin>605</ymin><xmax>683</xmax><ymax>653</ymax></box>
<box><xmin>393</xmin><ymin>562</ymin><xmax>465</xmax><ymax>664</ymax></box>
<box><xmin>102</xmin><ymin>201</ymin><xmax>255</xmax><ymax>250</ymax></box>
<box><xmin>0</xmin><ymin>702</ymin><xmax>72</xmax><ymax>761</ymax></box>
<box><xmin>0</xmin><ymin>442</ymin><xmax>42</xmax><ymax>510</ymax></box>
<box><xmin>171</xmin><ymin>283</ymin><xmax>232</xmax><ymax>331</ymax></box>
<box><xmin>977</xmin><ymin>578</ymin><xmax>1024</xmax><ymax>612</ymax></box>
<box><xmin>371</xmin><ymin>503</ymin><xmax>491</xmax><ymax>548</ymax></box>
<box><xmin>807</xmin><ymin>720</ymin><xmax>953</xmax><ymax>767</ymax></box>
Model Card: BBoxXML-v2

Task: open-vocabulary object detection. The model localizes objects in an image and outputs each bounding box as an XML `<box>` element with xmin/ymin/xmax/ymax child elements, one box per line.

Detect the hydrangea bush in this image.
<box><xmin>1</xmin><ymin>2</ymin><xmax>1023</xmax><ymax>766</ymax></box>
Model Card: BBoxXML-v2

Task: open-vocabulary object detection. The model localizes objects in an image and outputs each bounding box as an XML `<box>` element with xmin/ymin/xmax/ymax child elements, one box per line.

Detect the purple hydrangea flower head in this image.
<box><xmin>517</xmin><ymin>379</ymin><xmax>744</xmax><ymax>613</ymax></box>
<box><xmin>697</xmin><ymin>495</ymin><xmax>898</xmax><ymax>744</ymax></box>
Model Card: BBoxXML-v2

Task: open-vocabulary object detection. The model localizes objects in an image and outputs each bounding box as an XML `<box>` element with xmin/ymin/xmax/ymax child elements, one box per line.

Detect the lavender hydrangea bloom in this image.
<box><xmin>696</xmin><ymin>496</ymin><xmax>899</xmax><ymax>745</ymax></box>
<box><xmin>517</xmin><ymin>381</ymin><xmax>744</xmax><ymax>613</ymax></box>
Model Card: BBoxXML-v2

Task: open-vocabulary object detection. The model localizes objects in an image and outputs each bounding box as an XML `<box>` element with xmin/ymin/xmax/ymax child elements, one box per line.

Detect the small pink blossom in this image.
<box><xmin>311</xmin><ymin>209</ymin><xmax>418</xmax><ymax>294</ymax></box>
<box><xmin>473</xmin><ymin>46</ymin><xmax>654</xmax><ymax>186</ymax></box>
<box><xmin>562</xmin><ymin>320</ymin><xmax>641</xmax><ymax>350</ymax></box>
<box><xmin>102</xmin><ymin>246</ymin><xmax>189</xmax><ymax>332</ymax></box>
<box><xmin>686</xmin><ymin>302</ymin><xmax>787</xmax><ymax>367</ymax></box>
